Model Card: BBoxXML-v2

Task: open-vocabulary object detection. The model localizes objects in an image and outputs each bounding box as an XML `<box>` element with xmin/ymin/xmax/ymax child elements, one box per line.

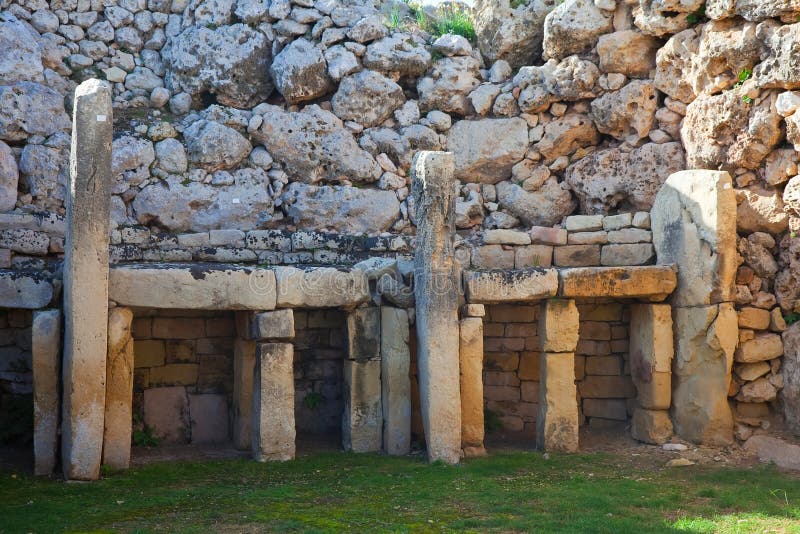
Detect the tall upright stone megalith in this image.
<box><xmin>412</xmin><ymin>151</ymin><xmax>462</xmax><ymax>464</ymax></box>
<box><xmin>103</xmin><ymin>307</ymin><xmax>134</xmax><ymax>470</ymax></box>
<box><xmin>651</xmin><ymin>170</ymin><xmax>737</xmax><ymax>446</ymax></box>
<box><xmin>62</xmin><ymin>79</ymin><xmax>113</xmax><ymax>480</ymax></box>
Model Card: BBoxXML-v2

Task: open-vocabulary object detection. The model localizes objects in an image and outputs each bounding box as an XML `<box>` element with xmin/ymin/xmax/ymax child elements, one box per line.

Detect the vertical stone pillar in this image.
<box><xmin>381</xmin><ymin>307</ymin><xmax>411</xmax><ymax>456</ymax></box>
<box><xmin>344</xmin><ymin>307</ymin><xmax>382</xmax><ymax>452</ymax></box>
<box><xmin>460</xmin><ymin>312</ymin><xmax>486</xmax><ymax>457</ymax></box>
<box><xmin>629</xmin><ymin>303</ymin><xmax>674</xmax><ymax>445</ymax></box>
<box><xmin>32</xmin><ymin>310</ymin><xmax>61</xmax><ymax>477</ymax></box>
<box><xmin>652</xmin><ymin>170</ymin><xmax>737</xmax><ymax>446</ymax></box>
<box><xmin>233</xmin><ymin>336</ymin><xmax>256</xmax><ymax>450</ymax></box>
<box><xmin>411</xmin><ymin>151</ymin><xmax>461</xmax><ymax>464</ymax></box>
<box><xmin>537</xmin><ymin>299</ymin><xmax>579</xmax><ymax>453</ymax></box>
<box><xmin>252</xmin><ymin>342</ymin><xmax>295</xmax><ymax>462</ymax></box>
<box><xmin>62</xmin><ymin>79</ymin><xmax>112</xmax><ymax>481</ymax></box>
<box><xmin>103</xmin><ymin>307</ymin><xmax>134</xmax><ymax>469</ymax></box>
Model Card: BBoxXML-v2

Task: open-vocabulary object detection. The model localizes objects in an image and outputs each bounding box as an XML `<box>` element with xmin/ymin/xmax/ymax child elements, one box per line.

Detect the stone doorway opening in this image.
<box><xmin>292</xmin><ymin>309</ymin><xmax>347</xmax><ymax>451</ymax></box>
<box><xmin>130</xmin><ymin>309</ymin><xmax>237</xmax><ymax>453</ymax></box>
<box><xmin>0</xmin><ymin>309</ymin><xmax>35</xmax><ymax>463</ymax></box>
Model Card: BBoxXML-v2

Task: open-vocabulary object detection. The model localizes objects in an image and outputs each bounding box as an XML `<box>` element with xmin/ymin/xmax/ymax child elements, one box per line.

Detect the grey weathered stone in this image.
<box><xmin>417</xmin><ymin>56</ymin><xmax>481</xmax><ymax>116</ymax></box>
<box><xmin>343</xmin><ymin>358</ymin><xmax>382</xmax><ymax>453</ymax></box>
<box><xmin>237</xmin><ymin>309</ymin><xmax>295</xmax><ymax>341</ymax></box>
<box><xmin>33</xmin><ymin>309</ymin><xmax>61</xmax><ymax>476</ymax></box>
<box><xmin>233</xmin><ymin>337</ymin><xmax>256</xmax><ymax>450</ymax></box>
<box><xmin>0</xmin><ymin>82</ymin><xmax>70</xmax><ymax>141</ymax></box>
<box><xmin>62</xmin><ymin>80</ymin><xmax>112</xmax><ymax>481</ymax></box>
<box><xmin>412</xmin><ymin>151</ymin><xmax>461</xmax><ymax>464</ymax></box>
<box><xmin>274</xmin><ymin>266</ymin><xmax>370</xmax><ymax>309</ymax></box>
<box><xmin>381</xmin><ymin>307</ymin><xmax>411</xmax><ymax>456</ymax></box>
<box><xmin>252</xmin><ymin>342</ymin><xmax>295</xmax><ymax>461</ymax></box>
<box><xmin>346</xmin><ymin>307</ymin><xmax>380</xmax><ymax>361</ymax></box>
<box><xmin>270</xmin><ymin>38</ymin><xmax>333</xmax><ymax>104</ymax></box>
<box><xmin>183</xmin><ymin>120</ymin><xmax>252</xmax><ymax>171</ymax></box>
<box><xmin>780</xmin><ymin>323</ymin><xmax>800</xmax><ymax>436</ymax></box>
<box><xmin>495</xmin><ymin>178</ymin><xmax>576</xmax><ymax>227</ymax></box>
<box><xmin>110</xmin><ymin>263</ymin><xmax>277</xmax><ymax>310</ymax></box>
<box><xmin>0</xmin><ymin>270</ymin><xmax>53</xmax><ymax>308</ymax></box>
<box><xmin>651</xmin><ymin>170</ymin><xmax>737</xmax><ymax>308</ymax></box>
<box><xmin>464</xmin><ymin>269</ymin><xmax>558</xmax><ymax>304</ymax></box>
<box><xmin>0</xmin><ymin>14</ymin><xmax>44</xmax><ymax>84</ymax></box>
<box><xmin>543</xmin><ymin>0</ymin><xmax>613</xmax><ymax>60</ymax></box>
<box><xmin>363</xmin><ymin>34</ymin><xmax>431</xmax><ymax>78</ymax></box>
<box><xmin>460</xmin><ymin>316</ymin><xmax>485</xmax><ymax>456</ymax></box>
<box><xmin>143</xmin><ymin>387</ymin><xmax>189</xmax><ymax>443</ymax></box>
<box><xmin>331</xmin><ymin>70</ymin><xmax>405</xmax><ymax>128</ymax></box>
<box><xmin>447</xmin><ymin>118</ymin><xmax>528</xmax><ymax>184</ymax></box>
<box><xmin>103</xmin><ymin>307</ymin><xmax>134</xmax><ymax>470</ymax></box>
<box><xmin>0</xmin><ymin>140</ymin><xmax>19</xmax><ymax>211</ymax></box>
<box><xmin>473</xmin><ymin>0</ymin><xmax>557</xmax><ymax>69</ymax></box>
<box><xmin>163</xmin><ymin>24</ymin><xmax>272</xmax><ymax>108</ymax></box>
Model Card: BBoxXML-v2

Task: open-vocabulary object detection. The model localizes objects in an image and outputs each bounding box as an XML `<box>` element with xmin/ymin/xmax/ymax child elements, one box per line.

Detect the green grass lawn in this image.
<box><xmin>1</xmin><ymin>450</ymin><xmax>799</xmax><ymax>533</ymax></box>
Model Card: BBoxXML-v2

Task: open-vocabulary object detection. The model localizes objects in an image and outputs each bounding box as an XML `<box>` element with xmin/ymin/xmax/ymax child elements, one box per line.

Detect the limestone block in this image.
<box><xmin>630</xmin><ymin>304</ymin><xmax>673</xmax><ymax>409</ymax></box>
<box><xmin>236</xmin><ymin>309</ymin><xmax>295</xmax><ymax>341</ymax></box>
<box><xmin>252</xmin><ymin>343</ymin><xmax>295</xmax><ymax>461</ymax></box>
<box><xmin>233</xmin><ymin>338</ymin><xmax>256</xmax><ymax>450</ymax></box>
<box><xmin>274</xmin><ymin>266</ymin><xmax>369</xmax><ymax>309</ymax></box>
<box><xmin>462</xmin><ymin>304</ymin><xmax>485</xmax><ymax>317</ymax></box>
<box><xmin>189</xmin><ymin>394</ymin><xmax>229</xmax><ymax>443</ymax></box>
<box><xmin>0</xmin><ymin>270</ymin><xmax>53</xmax><ymax>308</ymax></box>
<box><xmin>463</xmin><ymin>269</ymin><xmax>558</xmax><ymax>304</ymax></box>
<box><xmin>583</xmin><ymin>398</ymin><xmax>627</xmax><ymax>420</ymax></box>
<box><xmin>600</xmin><ymin>244</ymin><xmax>655</xmax><ymax>266</ymax></box>
<box><xmin>553</xmin><ymin>244</ymin><xmax>601</xmax><ymax>267</ymax></box>
<box><xmin>32</xmin><ymin>310</ymin><xmax>61</xmax><ymax>476</ymax></box>
<box><xmin>103</xmin><ymin>307</ymin><xmax>134</xmax><ymax>470</ymax></box>
<box><xmin>781</xmin><ymin>323</ymin><xmax>800</xmax><ymax>435</ymax></box>
<box><xmin>412</xmin><ymin>151</ymin><xmax>462</xmax><ymax>464</ymax></box>
<box><xmin>62</xmin><ymin>79</ymin><xmax>112</xmax><ymax>481</ymax></box>
<box><xmin>671</xmin><ymin>303</ymin><xmax>737</xmax><ymax>446</ymax></box>
<box><xmin>737</xmin><ymin>307</ymin><xmax>771</xmax><ymax>330</ymax></box>
<box><xmin>143</xmin><ymin>386</ymin><xmax>190</xmax><ymax>443</ymax></box>
<box><xmin>343</xmin><ymin>359</ymin><xmax>382</xmax><ymax>453</ymax></box>
<box><xmin>651</xmin><ymin>170</ymin><xmax>737</xmax><ymax>307</ymax></box>
<box><xmin>110</xmin><ymin>264</ymin><xmax>277</xmax><ymax>310</ymax></box>
<box><xmin>558</xmin><ymin>266</ymin><xmax>676</xmax><ymax>301</ymax></box>
<box><xmin>381</xmin><ymin>307</ymin><xmax>411</xmax><ymax>456</ymax></box>
<box><xmin>631</xmin><ymin>408</ymin><xmax>673</xmax><ymax>445</ymax></box>
<box><xmin>734</xmin><ymin>333</ymin><xmax>784</xmax><ymax>363</ymax></box>
<box><xmin>346</xmin><ymin>307</ymin><xmax>380</xmax><ymax>361</ymax></box>
<box><xmin>538</xmin><ymin>299</ymin><xmax>579</xmax><ymax>353</ymax></box>
<box><xmin>536</xmin><ymin>352</ymin><xmax>579</xmax><ymax>453</ymax></box>
<box><xmin>578</xmin><ymin>375</ymin><xmax>637</xmax><ymax>398</ymax></box>
<box><xmin>460</xmin><ymin>317</ymin><xmax>485</xmax><ymax>454</ymax></box>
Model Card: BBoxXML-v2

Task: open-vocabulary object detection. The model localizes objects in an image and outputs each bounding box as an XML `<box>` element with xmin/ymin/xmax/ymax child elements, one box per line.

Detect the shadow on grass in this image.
<box><xmin>0</xmin><ymin>451</ymin><xmax>798</xmax><ymax>533</ymax></box>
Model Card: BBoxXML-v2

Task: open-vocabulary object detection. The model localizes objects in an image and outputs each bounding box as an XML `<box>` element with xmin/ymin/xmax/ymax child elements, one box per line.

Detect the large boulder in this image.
<box><xmin>270</xmin><ymin>38</ymin><xmax>333</xmax><ymax>104</ymax></box>
<box><xmin>252</xmin><ymin>104</ymin><xmax>381</xmax><ymax>183</ymax></box>
<box><xmin>447</xmin><ymin>118</ymin><xmax>528</xmax><ymax>184</ymax></box>
<box><xmin>473</xmin><ymin>0</ymin><xmax>558</xmax><ymax>69</ymax></box>
<box><xmin>163</xmin><ymin>24</ymin><xmax>272</xmax><ymax>109</ymax></box>
<box><xmin>781</xmin><ymin>323</ymin><xmax>800</xmax><ymax>436</ymax></box>
<box><xmin>735</xmin><ymin>187</ymin><xmax>789</xmax><ymax>234</ymax></box>
<box><xmin>0</xmin><ymin>82</ymin><xmax>69</xmax><ymax>141</ymax></box>
<box><xmin>0</xmin><ymin>140</ymin><xmax>18</xmax><ymax>212</ymax></box>
<box><xmin>753</xmin><ymin>20</ymin><xmax>800</xmax><ymax>90</ymax></box>
<box><xmin>542</xmin><ymin>0</ymin><xmax>613</xmax><ymax>61</ymax></box>
<box><xmin>18</xmin><ymin>142</ymin><xmax>68</xmax><ymax>209</ymax></box>
<box><xmin>281</xmin><ymin>182</ymin><xmax>400</xmax><ymax>234</ymax></box>
<box><xmin>565</xmin><ymin>142</ymin><xmax>685</xmax><ymax>214</ymax></box>
<box><xmin>633</xmin><ymin>0</ymin><xmax>699</xmax><ymax>37</ymax></box>
<box><xmin>596</xmin><ymin>30</ymin><xmax>661</xmax><ymax>79</ymax></box>
<box><xmin>590</xmin><ymin>80</ymin><xmax>658</xmax><ymax>142</ymax></box>
<box><xmin>183</xmin><ymin>120</ymin><xmax>251</xmax><ymax>171</ymax></box>
<box><xmin>495</xmin><ymin>178</ymin><xmax>575</xmax><ymax>227</ymax></box>
<box><xmin>0</xmin><ymin>14</ymin><xmax>44</xmax><ymax>84</ymax></box>
<box><xmin>132</xmin><ymin>171</ymin><xmax>273</xmax><ymax>232</ymax></box>
<box><xmin>681</xmin><ymin>90</ymin><xmax>782</xmax><ymax>171</ymax></box>
<box><xmin>707</xmin><ymin>0</ymin><xmax>800</xmax><ymax>22</ymax></box>
<box><xmin>514</xmin><ymin>56</ymin><xmax>600</xmax><ymax>114</ymax></box>
<box><xmin>362</xmin><ymin>34</ymin><xmax>431</xmax><ymax>78</ymax></box>
<box><xmin>776</xmin><ymin>230</ymin><xmax>800</xmax><ymax>311</ymax></box>
<box><xmin>533</xmin><ymin>114</ymin><xmax>600</xmax><ymax>163</ymax></box>
<box><xmin>417</xmin><ymin>56</ymin><xmax>481</xmax><ymax>116</ymax></box>
<box><xmin>112</xmin><ymin>136</ymin><xmax>155</xmax><ymax>177</ymax></box>
<box><xmin>331</xmin><ymin>70</ymin><xmax>405</xmax><ymax>128</ymax></box>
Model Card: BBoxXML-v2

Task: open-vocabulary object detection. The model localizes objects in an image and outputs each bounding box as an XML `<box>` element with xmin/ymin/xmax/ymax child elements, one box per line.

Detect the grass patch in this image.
<box><xmin>1</xmin><ymin>451</ymin><xmax>799</xmax><ymax>532</ymax></box>
<box><xmin>388</xmin><ymin>1</ymin><xmax>476</xmax><ymax>42</ymax></box>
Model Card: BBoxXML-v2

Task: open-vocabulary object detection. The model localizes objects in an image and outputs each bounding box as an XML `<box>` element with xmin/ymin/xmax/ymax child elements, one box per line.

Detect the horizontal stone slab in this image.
<box><xmin>109</xmin><ymin>263</ymin><xmax>276</xmax><ymax>310</ymax></box>
<box><xmin>558</xmin><ymin>266</ymin><xmax>677</xmax><ymax>301</ymax></box>
<box><xmin>274</xmin><ymin>266</ymin><xmax>370</xmax><ymax>309</ymax></box>
<box><xmin>464</xmin><ymin>269</ymin><xmax>559</xmax><ymax>304</ymax></box>
<box><xmin>0</xmin><ymin>270</ymin><xmax>53</xmax><ymax>309</ymax></box>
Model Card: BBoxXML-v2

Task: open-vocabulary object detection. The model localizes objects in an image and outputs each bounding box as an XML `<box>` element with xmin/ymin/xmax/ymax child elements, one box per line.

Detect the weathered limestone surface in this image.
<box><xmin>537</xmin><ymin>352</ymin><xmax>579</xmax><ymax>453</ymax></box>
<box><xmin>103</xmin><ymin>307</ymin><xmax>134</xmax><ymax>470</ymax></box>
<box><xmin>460</xmin><ymin>316</ymin><xmax>486</xmax><ymax>457</ymax></box>
<box><xmin>274</xmin><ymin>267</ymin><xmax>370</xmax><ymax>309</ymax></box>
<box><xmin>252</xmin><ymin>342</ymin><xmax>295</xmax><ymax>462</ymax></box>
<box><xmin>463</xmin><ymin>269</ymin><xmax>558</xmax><ymax>304</ymax></box>
<box><xmin>343</xmin><ymin>358</ymin><xmax>383</xmax><ymax>453</ymax></box>
<box><xmin>539</xmin><ymin>299</ymin><xmax>580</xmax><ymax>353</ymax></box>
<box><xmin>381</xmin><ymin>307</ymin><xmax>411</xmax><ymax>456</ymax></box>
<box><xmin>558</xmin><ymin>266</ymin><xmax>676</xmax><ymax>300</ymax></box>
<box><xmin>32</xmin><ymin>310</ymin><xmax>60</xmax><ymax>476</ymax></box>
<box><xmin>629</xmin><ymin>304</ymin><xmax>673</xmax><ymax>410</ymax></box>
<box><xmin>631</xmin><ymin>408</ymin><xmax>673</xmax><ymax>445</ymax></box>
<box><xmin>781</xmin><ymin>323</ymin><xmax>800</xmax><ymax>436</ymax></box>
<box><xmin>671</xmin><ymin>304</ymin><xmax>737</xmax><ymax>446</ymax></box>
<box><xmin>143</xmin><ymin>386</ymin><xmax>189</xmax><ymax>443</ymax></box>
<box><xmin>347</xmin><ymin>307</ymin><xmax>381</xmax><ymax>361</ymax></box>
<box><xmin>233</xmin><ymin>337</ymin><xmax>256</xmax><ymax>450</ymax></box>
<box><xmin>0</xmin><ymin>270</ymin><xmax>53</xmax><ymax>309</ymax></box>
<box><xmin>62</xmin><ymin>80</ymin><xmax>112</xmax><ymax>481</ymax></box>
<box><xmin>110</xmin><ymin>264</ymin><xmax>277</xmax><ymax>311</ymax></box>
<box><xmin>412</xmin><ymin>151</ymin><xmax>462</xmax><ymax>464</ymax></box>
<box><xmin>651</xmin><ymin>170</ymin><xmax>737</xmax><ymax>307</ymax></box>
<box><xmin>236</xmin><ymin>309</ymin><xmax>295</xmax><ymax>341</ymax></box>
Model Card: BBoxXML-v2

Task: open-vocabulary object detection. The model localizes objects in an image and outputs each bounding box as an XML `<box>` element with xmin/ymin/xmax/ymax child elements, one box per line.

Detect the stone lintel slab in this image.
<box><xmin>109</xmin><ymin>263</ymin><xmax>276</xmax><ymax>310</ymax></box>
<box><xmin>463</xmin><ymin>269</ymin><xmax>558</xmax><ymax>304</ymax></box>
<box><xmin>274</xmin><ymin>266</ymin><xmax>369</xmax><ymax>309</ymax></box>
<box><xmin>0</xmin><ymin>270</ymin><xmax>53</xmax><ymax>309</ymax></box>
<box><xmin>558</xmin><ymin>265</ymin><xmax>677</xmax><ymax>301</ymax></box>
